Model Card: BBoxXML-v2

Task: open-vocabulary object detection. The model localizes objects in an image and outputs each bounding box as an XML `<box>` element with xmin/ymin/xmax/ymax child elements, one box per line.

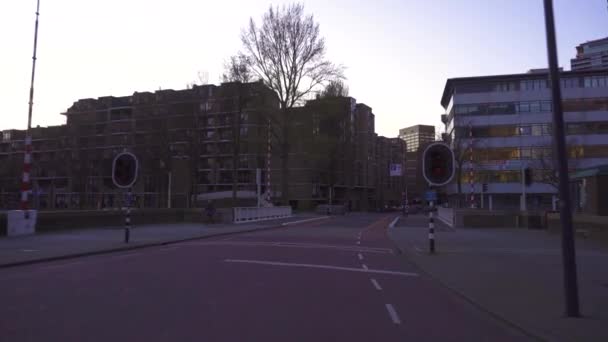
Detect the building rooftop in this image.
<box><xmin>440</xmin><ymin>69</ymin><xmax>608</xmax><ymax>108</ymax></box>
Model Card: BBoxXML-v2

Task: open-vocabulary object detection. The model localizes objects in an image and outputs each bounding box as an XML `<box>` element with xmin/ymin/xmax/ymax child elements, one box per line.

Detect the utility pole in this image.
<box><xmin>543</xmin><ymin>0</ymin><xmax>580</xmax><ymax>318</ymax></box>
<box><xmin>20</xmin><ymin>0</ymin><xmax>41</xmax><ymax>217</ymax></box>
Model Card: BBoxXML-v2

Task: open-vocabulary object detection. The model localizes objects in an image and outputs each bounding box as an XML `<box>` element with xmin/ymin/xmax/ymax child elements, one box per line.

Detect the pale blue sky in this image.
<box><xmin>1</xmin><ymin>0</ymin><xmax>607</xmax><ymax>136</ymax></box>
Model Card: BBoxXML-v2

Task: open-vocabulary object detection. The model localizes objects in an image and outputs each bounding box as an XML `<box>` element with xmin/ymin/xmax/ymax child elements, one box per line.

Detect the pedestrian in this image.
<box><xmin>205</xmin><ymin>200</ymin><xmax>216</xmax><ymax>223</ymax></box>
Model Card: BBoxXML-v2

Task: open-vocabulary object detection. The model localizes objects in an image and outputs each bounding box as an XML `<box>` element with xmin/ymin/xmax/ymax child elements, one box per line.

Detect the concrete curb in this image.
<box><xmin>387</xmin><ymin>235</ymin><xmax>552</xmax><ymax>342</ymax></box>
<box><xmin>0</xmin><ymin>221</ymin><xmax>293</xmax><ymax>270</ymax></box>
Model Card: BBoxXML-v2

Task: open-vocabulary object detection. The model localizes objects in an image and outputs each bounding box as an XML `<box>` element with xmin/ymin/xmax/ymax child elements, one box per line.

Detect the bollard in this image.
<box><xmin>124</xmin><ymin>190</ymin><xmax>131</xmax><ymax>243</ymax></box>
<box><xmin>429</xmin><ymin>200</ymin><xmax>435</xmax><ymax>254</ymax></box>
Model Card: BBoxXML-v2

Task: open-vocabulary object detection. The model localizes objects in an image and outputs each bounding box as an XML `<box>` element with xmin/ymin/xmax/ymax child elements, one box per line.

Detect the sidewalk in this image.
<box><xmin>0</xmin><ymin>213</ymin><xmax>326</xmax><ymax>268</ymax></box>
<box><xmin>388</xmin><ymin>214</ymin><xmax>608</xmax><ymax>342</ymax></box>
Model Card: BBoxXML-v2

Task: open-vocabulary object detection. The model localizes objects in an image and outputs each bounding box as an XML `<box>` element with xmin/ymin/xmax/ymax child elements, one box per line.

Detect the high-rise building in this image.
<box><xmin>571</xmin><ymin>37</ymin><xmax>608</xmax><ymax>71</ymax></box>
<box><xmin>441</xmin><ymin>69</ymin><xmax>608</xmax><ymax>210</ymax></box>
<box><xmin>398</xmin><ymin>125</ymin><xmax>435</xmax><ymax>152</ymax></box>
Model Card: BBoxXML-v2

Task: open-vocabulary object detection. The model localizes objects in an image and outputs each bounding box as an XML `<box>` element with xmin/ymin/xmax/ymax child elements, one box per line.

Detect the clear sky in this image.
<box><xmin>1</xmin><ymin>0</ymin><xmax>607</xmax><ymax>137</ymax></box>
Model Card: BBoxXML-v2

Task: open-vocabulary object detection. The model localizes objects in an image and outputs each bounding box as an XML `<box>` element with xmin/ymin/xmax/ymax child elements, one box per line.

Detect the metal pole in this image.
<box><xmin>429</xmin><ymin>199</ymin><xmax>435</xmax><ymax>254</ymax></box>
<box><xmin>20</xmin><ymin>0</ymin><xmax>41</xmax><ymax>216</ymax></box>
<box><xmin>543</xmin><ymin>0</ymin><xmax>580</xmax><ymax>317</ymax></box>
<box><xmin>521</xmin><ymin>166</ymin><xmax>527</xmax><ymax>211</ymax></box>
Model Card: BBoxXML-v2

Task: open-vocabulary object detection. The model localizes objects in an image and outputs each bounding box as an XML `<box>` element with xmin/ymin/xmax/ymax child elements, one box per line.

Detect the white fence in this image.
<box><xmin>233</xmin><ymin>206</ymin><xmax>292</xmax><ymax>223</ymax></box>
<box><xmin>437</xmin><ymin>207</ymin><xmax>454</xmax><ymax>227</ymax></box>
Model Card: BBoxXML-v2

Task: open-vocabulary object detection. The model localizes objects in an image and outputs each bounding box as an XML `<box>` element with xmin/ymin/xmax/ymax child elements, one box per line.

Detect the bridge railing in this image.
<box><xmin>233</xmin><ymin>206</ymin><xmax>292</xmax><ymax>224</ymax></box>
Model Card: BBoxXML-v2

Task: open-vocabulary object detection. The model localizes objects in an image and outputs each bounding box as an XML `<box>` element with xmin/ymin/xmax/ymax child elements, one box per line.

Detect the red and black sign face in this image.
<box><xmin>423</xmin><ymin>143</ymin><xmax>455</xmax><ymax>186</ymax></box>
<box><xmin>112</xmin><ymin>153</ymin><xmax>138</xmax><ymax>188</ymax></box>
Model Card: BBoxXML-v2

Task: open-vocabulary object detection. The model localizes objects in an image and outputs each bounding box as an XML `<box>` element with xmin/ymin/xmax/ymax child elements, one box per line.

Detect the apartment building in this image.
<box><xmin>1</xmin><ymin>81</ymin><xmax>279</xmax><ymax>210</ymax></box>
<box><xmin>571</xmin><ymin>37</ymin><xmax>608</xmax><ymax>71</ymax></box>
<box><xmin>398</xmin><ymin>125</ymin><xmax>435</xmax><ymax>152</ymax></box>
<box><xmin>441</xmin><ymin>68</ymin><xmax>608</xmax><ymax>210</ymax></box>
<box><xmin>1</xmin><ymin>81</ymin><xmax>404</xmax><ymax>211</ymax></box>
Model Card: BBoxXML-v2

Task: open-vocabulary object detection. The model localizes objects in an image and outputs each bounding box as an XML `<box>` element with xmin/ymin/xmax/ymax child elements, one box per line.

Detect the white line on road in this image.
<box><xmin>358</xmin><ymin>253</ymin><xmax>363</xmax><ymax>260</ymax></box>
<box><xmin>388</xmin><ymin>216</ymin><xmax>400</xmax><ymax>229</ymax></box>
<box><xmin>224</xmin><ymin>259</ymin><xmax>419</xmax><ymax>277</ymax></box>
<box><xmin>371</xmin><ymin>278</ymin><xmax>382</xmax><ymax>290</ymax></box>
<box><xmin>362</xmin><ymin>264</ymin><xmax>368</xmax><ymax>270</ymax></box>
<box><xmin>385</xmin><ymin>304</ymin><xmax>401</xmax><ymax>324</ymax></box>
<box><xmin>356</xmin><ymin>241</ymin><xmax>361</xmax><ymax>245</ymax></box>
<box><xmin>281</xmin><ymin>216</ymin><xmax>330</xmax><ymax>226</ymax></box>
<box><xmin>193</xmin><ymin>241</ymin><xmax>392</xmax><ymax>254</ymax></box>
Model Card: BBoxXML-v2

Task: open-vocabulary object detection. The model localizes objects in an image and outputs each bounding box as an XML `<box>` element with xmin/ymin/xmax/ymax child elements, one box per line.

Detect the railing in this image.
<box><xmin>233</xmin><ymin>206</ymin><xmax>292</xmax><ymax>224</ymax></box>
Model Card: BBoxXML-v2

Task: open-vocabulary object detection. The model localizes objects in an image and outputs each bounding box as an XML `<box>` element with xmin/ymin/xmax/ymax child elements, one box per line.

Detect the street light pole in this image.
<box><xmin>543</xmin><ymin>0</ymin><xmax>580</xmax><ymax>318</ymax></box>
<box><xmin>19</xmin><ymin>0</ymin><xmax>41</xmax><ymax>216</ymax></box>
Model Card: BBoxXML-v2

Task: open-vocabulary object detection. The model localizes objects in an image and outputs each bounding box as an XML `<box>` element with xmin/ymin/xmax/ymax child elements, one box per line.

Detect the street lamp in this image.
<box><xmin>543</xmin><ymin>0</ymin><xmax>580</xmax><ymax>318</ymax></box>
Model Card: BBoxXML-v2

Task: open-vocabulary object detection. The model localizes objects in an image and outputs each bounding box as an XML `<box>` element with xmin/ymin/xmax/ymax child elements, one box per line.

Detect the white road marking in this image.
<box><xmin>413</xmin><ymin>246</ymin><xmax>423</xmax><ymax>254</ymax></box>
<box><xmin>362</xmin><ymin>264</ymin><xmax>368</xmax><ymax>270</ymax></box>
<box><xmin>281</xmin><ymin>216</ymin><xmax>330</xmax><ymax>226</ymax></box>
<box><xmin>356</xmin><ymin>241</ymin><xmax>361</xmax><ymax>245</ymax></box>
<box><xmin>371</xmin><ymin>278</ymin><xmax>382</xmax><ymax>290</ymax></box>
<box><xmin>196</xmin><ymin>241</ymin><xmax>392</xmax><ymax>254</ymax></box>
<box><xmin>224</xmin><ymin>259</ymin><xmax>419</xmax><ymax>277</ymax></box>
<box><xmin>388</xmin><ymin>216</ymin><xmax>400</xmax><ymax>229</ymax></box>
<box><xmin>21</xmin><ymin>249</ymin><xmax>37</xmax><ymax>252</ymax></box>
<box><xmin>385</xmin><ymin>304</ymin><xmax>401</xmax><ymax>324</ymax></box>
<box><xmin>358</xmin><ymin>253</ymin><xmax>363</xmax><ymax>260</ymax></box>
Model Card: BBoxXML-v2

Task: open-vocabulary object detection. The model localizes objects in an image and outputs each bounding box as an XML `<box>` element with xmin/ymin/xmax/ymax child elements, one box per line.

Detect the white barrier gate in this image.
<box><xmin>233</xmin><ymin>206</ymin><xmax>292</xmax><ymax>223</ymax></box>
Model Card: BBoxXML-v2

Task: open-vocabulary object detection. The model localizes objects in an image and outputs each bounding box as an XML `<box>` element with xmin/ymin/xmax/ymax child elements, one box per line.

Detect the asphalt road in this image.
<box><xmin>0</xmin><ymin>213</ymin><xmax>530</xmax><ymax>341</ymax></box>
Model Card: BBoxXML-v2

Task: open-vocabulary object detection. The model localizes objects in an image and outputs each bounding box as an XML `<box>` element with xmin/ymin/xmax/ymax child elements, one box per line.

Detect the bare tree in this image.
<box><xmin>537</xmin><ymin>138</ymin><xmax>582</xmax><ymax>190</ymax></box>
<box><xmin>222</xmin><ymin>56</ymin><xmax>254</xmax><ymax>83</ymax></box>
<box><xmin>318</xmin><ymin>79</ymin><xmax>349</xmax><ymax>98</ymax></box>
<box><xmin>235</xmin><ymin>3</ymin><xmax>344</xmax><ymax>204</ymax></box>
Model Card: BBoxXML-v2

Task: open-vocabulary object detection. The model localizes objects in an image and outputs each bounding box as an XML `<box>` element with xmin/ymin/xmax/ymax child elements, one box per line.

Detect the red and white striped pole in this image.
<box><xmin>20</xmin><ymin>136</ymin><xmax>33</xmax><ymax>211</ymax></box>
<box><xmin>469</xmin><ymin>122</ymin><xmax>475</xmax><ymax>208</ymax></box>
<box><xmin>21</xmin><ymin>0</ymin><xmax>41</xmax><ymax>216</ymax></box>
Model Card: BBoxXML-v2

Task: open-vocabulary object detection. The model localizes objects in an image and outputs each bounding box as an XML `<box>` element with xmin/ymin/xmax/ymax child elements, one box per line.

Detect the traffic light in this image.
<box><xmin>112</xmin><ymin>152</ymin><xmax>139</xmax><ymax>188</ymax></box>
<box><xmin>422</xmin><ymin>142</ymin><xmax>455</xmax><ymax>186</ymax></box>
<box><xmin>524</xmin><ymin>167</ymin><xmax>533</xmax><ymax>186</ymax></box>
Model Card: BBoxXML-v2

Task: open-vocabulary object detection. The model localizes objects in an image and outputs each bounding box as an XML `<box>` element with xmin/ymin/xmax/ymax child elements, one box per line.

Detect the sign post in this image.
<box><xmin>422</xmin><ymin>143</ymin><xmax>455</xmax><ymax>254</ymax></box>
<box><xmin>112</xmin><ymin>152</ymin><xmax>139</xmax><ymax>243</ymax></box>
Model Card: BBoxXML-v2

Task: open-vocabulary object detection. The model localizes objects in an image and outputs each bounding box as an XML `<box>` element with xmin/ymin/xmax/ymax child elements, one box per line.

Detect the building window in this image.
<box><xmin>518</xmin><ymin>126</ymin><xmax>531</xmax><ymax>136</ymax></box>
<box><xmin>584</xmin><ymin>76</ymin><xmax>608</xmax><ymax>88</ymax></box>
<box><xmin>521</xmin><ymin>79</ymin><xmax>547</xmax><ymax>91</ymax></box>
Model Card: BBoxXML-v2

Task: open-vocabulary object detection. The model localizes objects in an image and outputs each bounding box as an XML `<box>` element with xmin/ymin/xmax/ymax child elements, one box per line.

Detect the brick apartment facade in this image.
<box><xmin>0</xmin><ymin>82</ymin><xmax>406</xmax><ymax>211</ymax></box>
